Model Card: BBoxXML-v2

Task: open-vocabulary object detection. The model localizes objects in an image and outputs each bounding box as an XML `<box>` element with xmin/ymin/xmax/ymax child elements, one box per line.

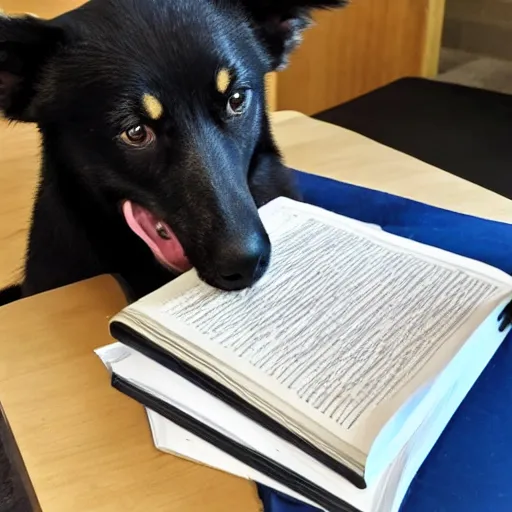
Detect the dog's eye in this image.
<box><xmin>120</xmin><ymin>125</ymin><xmax>155</xmax><ymax>147</ymax></box>
<box><xmin>227</xmin><ymin>90</ymin><xmax>249</xmax><ymax>116</ymax></box>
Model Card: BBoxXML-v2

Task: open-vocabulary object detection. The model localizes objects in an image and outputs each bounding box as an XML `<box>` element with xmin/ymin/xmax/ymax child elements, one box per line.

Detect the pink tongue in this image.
<box><xmin>122</xmin><ymin>201</ymin><xmax>192</xmax><ymax>273</ymax></box>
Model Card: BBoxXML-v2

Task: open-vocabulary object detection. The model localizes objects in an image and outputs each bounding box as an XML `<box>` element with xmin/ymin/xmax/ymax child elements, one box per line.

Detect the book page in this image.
<box><xmin>161</xmin><ymin>205</ymin><xmax>505</xmax><ymax>430</ymax></box>
<box><xmin>118</xmin><ymin>198</ymin><xmax>512</xmax><ymax>464</ymax></box>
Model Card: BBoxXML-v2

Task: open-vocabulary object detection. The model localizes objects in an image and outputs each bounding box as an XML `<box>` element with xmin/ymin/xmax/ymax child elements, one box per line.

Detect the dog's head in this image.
<box><xmin>0</xmin><ymin>0</ymin><xmax>345</xmax><ymax>291</ymax></box>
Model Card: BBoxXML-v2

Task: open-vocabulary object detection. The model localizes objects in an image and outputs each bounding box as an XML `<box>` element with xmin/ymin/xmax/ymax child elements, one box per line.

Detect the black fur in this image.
<box><xmin>0</xmin><ymin>284</ymin><xmax>22</xmax><ymax>305</ymax></box>
<box><xmin>0</xmin><ymin>0</ymin><xmax>346</xmax><ymax>305</ymax></box>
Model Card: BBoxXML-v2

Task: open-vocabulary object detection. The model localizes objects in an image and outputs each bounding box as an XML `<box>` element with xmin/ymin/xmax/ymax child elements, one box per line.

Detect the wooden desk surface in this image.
<box><xmin>273</xmin><ymin>111</ymin><xmax>512</xmax><ymax>223</ymax></box>
<box><xmin>0</xmin><ymin>111</ymin><xmax>511</xmax><ymax>512</ymax></box>
<box><xmin>0</xmin><ymin>276</ymin><xmax>261</xmax><ymax>512</ymax></box>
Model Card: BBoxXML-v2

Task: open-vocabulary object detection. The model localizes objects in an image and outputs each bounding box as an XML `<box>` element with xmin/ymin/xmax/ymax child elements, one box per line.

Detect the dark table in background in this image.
<box><xmin>314</xmin><ymin>77</ymin><xmax>512</xmax><ymax>202</ymax></box>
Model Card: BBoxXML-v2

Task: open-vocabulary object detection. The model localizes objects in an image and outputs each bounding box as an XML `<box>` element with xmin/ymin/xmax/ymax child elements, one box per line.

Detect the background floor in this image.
<box><xmin>437</xmin><ymin>48</ymin><xmax>512</xmax><ymax>95</ymax></box>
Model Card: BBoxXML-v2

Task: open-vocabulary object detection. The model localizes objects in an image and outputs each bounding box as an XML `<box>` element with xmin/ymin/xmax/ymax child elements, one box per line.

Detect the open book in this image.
<box><xmin>100</xmin><ymin>197</ymin><xmax>512</xmax><ymax>512</ymax></box>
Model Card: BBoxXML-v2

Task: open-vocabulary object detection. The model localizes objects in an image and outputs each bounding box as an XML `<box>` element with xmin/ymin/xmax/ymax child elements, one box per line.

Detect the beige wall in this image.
<box><xmin>443</xmin><ymin>0</ymin><xmax>512</xmax><ymax>60</ymax></box>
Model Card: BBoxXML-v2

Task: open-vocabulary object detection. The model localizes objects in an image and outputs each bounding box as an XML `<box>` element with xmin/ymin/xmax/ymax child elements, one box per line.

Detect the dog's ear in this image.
<box><xmin>235</xmin><ymin>0</ymin><xmax>347</xmax><ymax>70</ymax></box>
<box><xmin>0</xmin><ymin>13</ymin><xmax>64</xmax><ymax>121</ymax></box>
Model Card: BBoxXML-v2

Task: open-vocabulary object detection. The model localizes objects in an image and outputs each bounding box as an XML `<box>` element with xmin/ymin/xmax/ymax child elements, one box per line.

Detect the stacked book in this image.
<box><xmin>95</xmin><ymin>197</ymin><xmax>512</xmax><ymax>512</ymax></box>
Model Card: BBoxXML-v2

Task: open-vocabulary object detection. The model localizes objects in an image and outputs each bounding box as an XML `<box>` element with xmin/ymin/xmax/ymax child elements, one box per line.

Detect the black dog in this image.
<box><xmin>0</xmin><ymin>0</ymin><xmax>346</xmax><ymax>304</ymax></box>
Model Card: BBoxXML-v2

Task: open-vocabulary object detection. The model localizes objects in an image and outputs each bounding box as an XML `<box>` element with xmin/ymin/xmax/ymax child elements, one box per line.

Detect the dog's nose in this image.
<box><xmin>215</xmin><ymin>232</ymin><xmax>271</xmax><ymax>290</ymax></box>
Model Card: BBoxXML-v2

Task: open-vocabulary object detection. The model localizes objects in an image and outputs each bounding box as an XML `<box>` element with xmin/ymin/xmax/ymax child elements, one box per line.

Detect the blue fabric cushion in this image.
<box><xmin>257</xmin><ymin>170</ymin><xmax>512</xmax><ymax>512</ymax></box>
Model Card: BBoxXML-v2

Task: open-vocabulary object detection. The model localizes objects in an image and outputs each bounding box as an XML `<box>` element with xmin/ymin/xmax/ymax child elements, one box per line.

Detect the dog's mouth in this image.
<box><xmin>122</xmin><ymin>200</ymin><xmax>192</xmax><ymax>274</ymax></box>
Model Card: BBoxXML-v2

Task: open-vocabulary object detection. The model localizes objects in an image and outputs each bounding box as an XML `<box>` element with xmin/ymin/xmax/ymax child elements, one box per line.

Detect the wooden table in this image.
<box><xmin>0</xmin><ymin>111</ymin><xmax>511</xmax><ymax>512</ymax></box>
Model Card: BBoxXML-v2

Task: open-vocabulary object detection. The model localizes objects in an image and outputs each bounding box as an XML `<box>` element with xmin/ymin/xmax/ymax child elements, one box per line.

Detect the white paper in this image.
<box><xmin>146</xmin><ymin>409</ymin><xmax>321</xmax><ymax>507</ymax></box>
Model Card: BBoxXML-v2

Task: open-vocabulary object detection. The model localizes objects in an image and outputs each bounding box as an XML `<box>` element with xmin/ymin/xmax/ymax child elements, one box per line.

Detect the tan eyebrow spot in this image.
<box><xmin>142</xmin><ymin>93</ymin><xmax>163</xmax><ymax>120</ymax></box>
<box><xmin>216</xmin><ymin>68</ymin><xmax>231</xmax><ymax>94</ymax></box>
